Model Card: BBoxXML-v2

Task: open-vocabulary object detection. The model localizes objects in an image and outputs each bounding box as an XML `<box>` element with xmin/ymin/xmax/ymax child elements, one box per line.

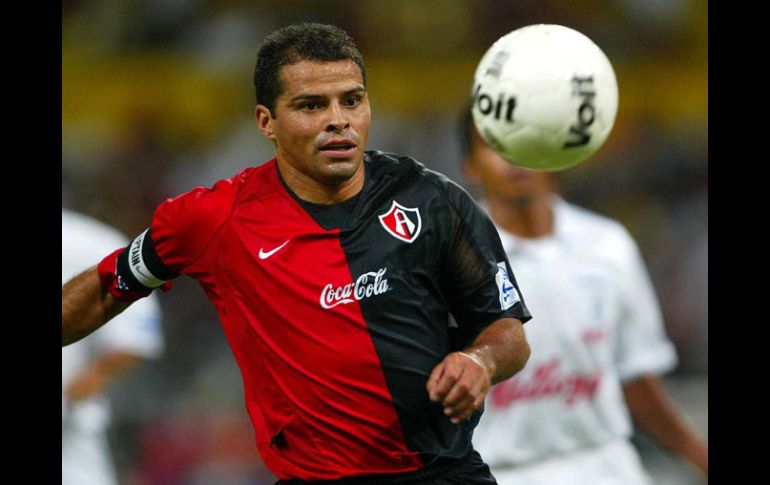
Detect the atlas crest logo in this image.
<box><xmin>379</xmin><ymin>201</ymin><xmax>422</xmax><ymax>243</ymax></box>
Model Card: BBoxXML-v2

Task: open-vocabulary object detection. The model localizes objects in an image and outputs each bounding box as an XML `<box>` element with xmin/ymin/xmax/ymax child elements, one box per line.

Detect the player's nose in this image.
<box><xmin>325</xmin><ymin>101</ymin><xmax>350</xmax><ymax>132</ymax></box>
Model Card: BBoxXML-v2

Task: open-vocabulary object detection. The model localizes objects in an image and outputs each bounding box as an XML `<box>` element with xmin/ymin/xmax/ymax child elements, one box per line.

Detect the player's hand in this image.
<box><xmin>64</xmin><ymin>352</ymin><xmax>143</xmax><ymax>403</ymax></box>
<box><xmin>64</xmin><ymin>369</ymin><xmax>108</xmax><ymax>403</ymax></box>
<box><xmin>427</xmin><ymin>351</ymin><xmax>492</xmax><ymax>424</ymax></box>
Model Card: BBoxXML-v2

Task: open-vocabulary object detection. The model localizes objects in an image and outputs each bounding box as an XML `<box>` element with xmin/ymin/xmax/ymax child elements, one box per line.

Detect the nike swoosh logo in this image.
<box><xmin>259</xmin><ymin>240</ymin><xmax>290</xmax><ymax>260</ymax></box>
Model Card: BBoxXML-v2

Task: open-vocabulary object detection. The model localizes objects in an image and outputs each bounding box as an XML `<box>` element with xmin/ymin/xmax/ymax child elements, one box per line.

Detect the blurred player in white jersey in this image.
<box><xmin>62</xmin><ymin>209</ymin><xmax>164</xmax><ymax>485</ymax></box>
<box><xmin>460</xmin><ymin>112</ymin><xmax>707</xmax><ymax>484</ymax></box>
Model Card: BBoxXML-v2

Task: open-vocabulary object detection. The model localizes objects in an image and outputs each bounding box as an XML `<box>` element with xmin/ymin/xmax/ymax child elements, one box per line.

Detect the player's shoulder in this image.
<box><xmin>560</xmin><ymin>200</ymin><xmax>626</xmax><ymax>234</ymax></box>
<box><xmin>155</xmin><ymin>161</ymin><xmax>272</xmax><ymax>223</ymax></box>
<box><xmin>365</xmin><ymin>150</ymin><xmax>470</xmax><ymax>200</ymax></box>
<box><xmin>365</xmin><ymin>150</ymin><xmax>425</xmax><ymax>178</ymax></box>
<box><xmin>150</xmin><ymin>162</ymin><xmax>276</xmax><ymax>271</ymax></box>
<box><xmin>558</xmin><ymin>199</ymin><xmax>640</xmax><ymax>260</ymax></box>
<box><xmin>162</xmin><ymin>166</ymin><xmax>247</xmax><ymax>210</ymax></box>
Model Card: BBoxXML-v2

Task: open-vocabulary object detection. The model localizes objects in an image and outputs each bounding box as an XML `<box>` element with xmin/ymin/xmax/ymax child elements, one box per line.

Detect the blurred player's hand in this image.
<box><xmin>64</xmin><ymin>352</ymin><xmax>144</xmax><ymax>403</ymax></box>
<box><xmin>427</xmin><ymin>352</ymin><xmax>491</xmax><ymax>424</ymax></box>
<box><xmin>64</xmin><ymin>369</ymin><xmax>109</xmax><ymax>402</ymax></box>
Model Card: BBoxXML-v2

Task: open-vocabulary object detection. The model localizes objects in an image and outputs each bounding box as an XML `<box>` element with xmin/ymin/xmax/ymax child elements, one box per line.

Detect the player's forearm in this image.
<box><xmin>463</xmin><ymin>317</ymin><xmax>530</xmax><ymax>385</ymax></box>
<box><xmin>62</xmin><ymin>266</ymin><xmax>130</xmax><ymax>346</ymax></box>
<box><xmin>623</xmin><ymin>375</ymin><xmax>708</xmax><ymax>476</ymax></box>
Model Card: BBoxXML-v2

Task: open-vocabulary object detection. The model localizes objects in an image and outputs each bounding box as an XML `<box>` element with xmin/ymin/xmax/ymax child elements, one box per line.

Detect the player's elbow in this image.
<box><xmin>513</xmin><ymin>336</ymin><xmax>531</xmax><ymax>375</ymax></box>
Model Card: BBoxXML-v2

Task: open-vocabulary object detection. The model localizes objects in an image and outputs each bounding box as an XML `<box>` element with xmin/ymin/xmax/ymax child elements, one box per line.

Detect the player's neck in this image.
<box><xmin>277</xmin><ymin>159</ymin><xmax>365</xmax><ymax>205</ymax></box>
<box><xmin>488</xmin><ymin>193</ymin><xmax>554</xmax><ymax>239</ymax></box>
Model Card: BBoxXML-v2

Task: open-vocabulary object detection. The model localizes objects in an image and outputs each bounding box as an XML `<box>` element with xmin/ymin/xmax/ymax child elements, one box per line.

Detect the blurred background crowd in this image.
<box><xmin>62</xmin><ymin>1</ymin><xmax>707</xmax><ymax>484</ymax></box>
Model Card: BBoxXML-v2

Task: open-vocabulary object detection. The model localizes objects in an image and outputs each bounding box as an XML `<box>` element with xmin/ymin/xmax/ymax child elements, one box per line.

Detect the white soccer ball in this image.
<box><xmin>471</xmin><ymin>24</ymin><xmax>619</xmax><ymax>171</ymax></box>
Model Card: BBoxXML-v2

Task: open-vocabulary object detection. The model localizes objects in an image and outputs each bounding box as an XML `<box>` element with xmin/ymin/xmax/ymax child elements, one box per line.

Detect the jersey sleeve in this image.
<box><xmin>149</xmin><ymin>177</ymin><xmax>236</xmax><ymax>275</ymax></box>
<box><xmin>612</xmin><ymin>227</ymin><xmax>678</xmax><ymax>381</ymax></box>
<box><xmin>439</xmin><ymin>181</ymin><xmax>531</xmax><ymax>347</ymax></box>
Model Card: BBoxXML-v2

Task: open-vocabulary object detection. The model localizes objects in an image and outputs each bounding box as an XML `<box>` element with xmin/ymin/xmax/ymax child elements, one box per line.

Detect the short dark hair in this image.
<box><xmin>253</xmin><ymin>23</ymin><xmax>367</xmax><ymax>117</ymax></box>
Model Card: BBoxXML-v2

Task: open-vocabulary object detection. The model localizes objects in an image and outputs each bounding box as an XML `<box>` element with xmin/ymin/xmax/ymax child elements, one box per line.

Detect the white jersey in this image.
<box><xmin>473</xmin><ymin>197</ymin><xmax>677</xmax><ymax>484</ymax></box>
<box><xmin>62</xmin><ymin>209</ymin><xmax>164</xmax><ymax>485</ymax></box>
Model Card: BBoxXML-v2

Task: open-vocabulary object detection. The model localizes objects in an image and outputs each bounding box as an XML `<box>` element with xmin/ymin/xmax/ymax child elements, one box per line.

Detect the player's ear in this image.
<box><xmin>256</xmin><ymin>105</ymin><xmax>275</xmax><ymax>140</ymax></box>
<box><xmin>462</xmin><ymin>156</ymin><xmax>481</xmax><ymax>184</ymax></box>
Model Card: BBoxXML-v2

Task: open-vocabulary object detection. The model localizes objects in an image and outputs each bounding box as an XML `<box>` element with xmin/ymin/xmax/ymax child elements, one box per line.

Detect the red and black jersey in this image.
<box><xmin>137</xmin><ymin>151</ymin><xmax>530</xmax><ymax>481</ymax></box>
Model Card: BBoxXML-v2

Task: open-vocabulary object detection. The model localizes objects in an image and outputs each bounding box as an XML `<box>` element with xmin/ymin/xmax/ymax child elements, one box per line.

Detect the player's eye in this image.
<box><xmin>344</xmin><ymin>95</ymin><xmax>362</xmax><ymax>107</ymax></box>
<box><xmin>302</xmin><ymin>102</ymin><xmax>321</xmax><ymax>111</ymax></box>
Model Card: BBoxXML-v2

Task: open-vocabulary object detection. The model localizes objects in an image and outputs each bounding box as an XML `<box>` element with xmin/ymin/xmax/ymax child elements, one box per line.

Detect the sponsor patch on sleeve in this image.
<box><xmin>495</xmin><ymin>262</ymin><xmax>519</xmax><ymax>310</ymax></box>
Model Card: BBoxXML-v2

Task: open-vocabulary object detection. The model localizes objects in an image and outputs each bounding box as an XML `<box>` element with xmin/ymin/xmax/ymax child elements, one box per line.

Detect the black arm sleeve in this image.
<box><xmin>440</xmin><ymin>183</ymin><xmax>531</xmax><ymax>348</ymax></box>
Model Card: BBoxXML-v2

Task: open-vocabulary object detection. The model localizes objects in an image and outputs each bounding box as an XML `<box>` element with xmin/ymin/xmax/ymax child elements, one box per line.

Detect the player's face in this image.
<box><xmin>465</xmin><ymin>126</ymin><xmax>552</xmax><ymax>203</ymax></box>
<box><xmin>257</xmin><ymin>59</ymin><xmax>371</xmax><ymax>187</ymax></box>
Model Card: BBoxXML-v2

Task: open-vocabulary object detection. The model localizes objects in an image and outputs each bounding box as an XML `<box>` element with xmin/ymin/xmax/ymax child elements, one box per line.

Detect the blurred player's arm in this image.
<box><xmin>64</xmin><ymin>349</ymin><xmax>145</xmax><ymax>402</ymax></box>
<box><xmin>623</xmin><ymin>375</ymin><xmax>708</xmax><ymax>476</ymax></box>
<box><xmin>428</xmin><ymin>317</ymin><xmax>529</xmax><ymax>424</ymax></box>
<box><xmin>62</xmin><ymin>266</ymin><xmax>131</xmax><ymax>346</ymax></box>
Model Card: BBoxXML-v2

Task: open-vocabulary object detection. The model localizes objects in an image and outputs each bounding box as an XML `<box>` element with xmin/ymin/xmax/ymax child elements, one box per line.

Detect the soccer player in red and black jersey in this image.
<box><xmin>63</xmin><ymin>23</ymin><xmax>532</xmax><ymax>484</ymax></box>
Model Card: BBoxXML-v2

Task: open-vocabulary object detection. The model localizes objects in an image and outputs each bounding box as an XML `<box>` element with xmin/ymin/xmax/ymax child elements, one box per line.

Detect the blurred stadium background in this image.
<box><xmin>62</xmin><ymin>1</ymin><xmax>707</xmax><ymax>484</ymax></box>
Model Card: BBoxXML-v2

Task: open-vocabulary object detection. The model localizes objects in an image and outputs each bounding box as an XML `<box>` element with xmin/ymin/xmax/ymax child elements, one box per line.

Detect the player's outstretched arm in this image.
<box><xmin>623</xmin><ymin>375</ymin><xmax>708</xmax><ymax>477</ymax></box>
<box><xmin>62</xmin><ymin>266</ymin><xmax>131</xmax><ymax>346</ymax></box>
<box><xmin>427</xmin><ymin>317</ymin><xmax>529</xmax><ymax>424</ymax></box>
